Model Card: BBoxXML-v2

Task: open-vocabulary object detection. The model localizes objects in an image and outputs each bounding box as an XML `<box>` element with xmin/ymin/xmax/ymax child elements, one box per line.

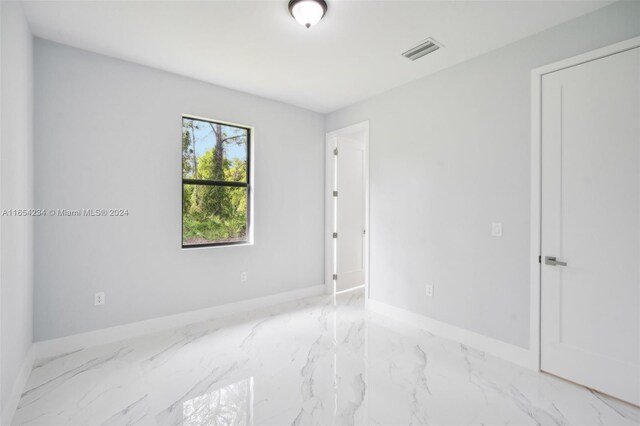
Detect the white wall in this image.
<box><xmin>34</xmin><ymin>40</ymin><xmax>325</xmax><ymax>341</ymax></box>
<box><xmin>0</xmin><ymin>0</ymin><xmax>34</xmax><ymax>420</ymax></box>
<box><xmin>326</xmin><ymin>0</ymin><xmax>640</xmax><ymax>349</ymax></box>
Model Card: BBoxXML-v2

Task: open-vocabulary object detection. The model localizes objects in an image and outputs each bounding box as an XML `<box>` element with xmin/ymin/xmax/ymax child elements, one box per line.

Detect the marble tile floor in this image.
<box><xmin>12</xmin><ymin>289</ymin><xmax>640</xmax><ymax>426</ymax></box>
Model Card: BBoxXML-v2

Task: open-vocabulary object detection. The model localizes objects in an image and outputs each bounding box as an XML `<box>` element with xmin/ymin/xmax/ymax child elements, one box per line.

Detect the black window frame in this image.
<box><xmin>181</xmin><ymin>115</ymin><xmax>252</xmax><ymax>249</ymax></box>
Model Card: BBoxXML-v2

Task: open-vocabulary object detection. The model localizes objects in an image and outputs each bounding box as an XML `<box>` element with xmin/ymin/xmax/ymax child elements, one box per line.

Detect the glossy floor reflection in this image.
<box><xmin>13</xmin><ymin>290</ymin><xmax>640</xmax><ymax>425</ymax></box>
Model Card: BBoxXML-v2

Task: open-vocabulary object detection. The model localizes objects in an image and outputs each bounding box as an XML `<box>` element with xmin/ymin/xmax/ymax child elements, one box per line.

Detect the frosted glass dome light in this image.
<box><xmin>288</xmin><ymin>0</ymin><xmax>327</xmax><ymax>29</ymax></box>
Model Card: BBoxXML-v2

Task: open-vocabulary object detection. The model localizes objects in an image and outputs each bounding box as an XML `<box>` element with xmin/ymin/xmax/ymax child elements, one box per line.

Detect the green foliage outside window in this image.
<box><xmin>182</xmin><ymin>118</ymin><xmax>249</xmax><ymax>246</ymax></box>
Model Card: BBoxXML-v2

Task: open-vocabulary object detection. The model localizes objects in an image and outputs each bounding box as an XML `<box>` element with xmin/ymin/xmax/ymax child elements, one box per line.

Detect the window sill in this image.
<box><xmin>181</xmin><ymin>242</ymin><xmax>254</xmax><ymax>250</ymax></box>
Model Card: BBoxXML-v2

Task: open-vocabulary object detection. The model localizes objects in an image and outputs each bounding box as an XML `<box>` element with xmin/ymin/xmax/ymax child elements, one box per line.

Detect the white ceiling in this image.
<box><xmin>23</xmin><ymin>0</ymin><xmax>611</xmax><ymax>113</ymax></box>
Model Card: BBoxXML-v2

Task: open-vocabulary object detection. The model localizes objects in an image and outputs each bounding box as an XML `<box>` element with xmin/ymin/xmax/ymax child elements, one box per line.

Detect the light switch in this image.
<box><xmin>491</xmin><ymin>222</ymin><xmax>503</xmax><ymax>237</ymax></box>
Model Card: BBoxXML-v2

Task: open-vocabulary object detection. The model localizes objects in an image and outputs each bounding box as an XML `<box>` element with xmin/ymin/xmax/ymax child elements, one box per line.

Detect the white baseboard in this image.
<box><xmin>2</xmin><ymin>344</ymin><xmax>35</xmax><ymax>426</ymax></box>
<box><xmin>35</xmin><ymin>284</ymin><xmax>326</xmax><ymax>359</ymax></box>
<box><xmin>366</xmin><ymin>298</ymin><xmax>538</xmax><ymax>370</ymax></box>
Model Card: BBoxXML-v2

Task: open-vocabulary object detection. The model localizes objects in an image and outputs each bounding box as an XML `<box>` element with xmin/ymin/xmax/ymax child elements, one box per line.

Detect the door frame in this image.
<box><xmin>325</xmin><ymin>121</ymin><xmax>370</xmax><ymax>297</ymax></box>
<box><xmin>529</xmin><ymin>35</ymin><xmax>640</xmax><ymax>370</ymax></box>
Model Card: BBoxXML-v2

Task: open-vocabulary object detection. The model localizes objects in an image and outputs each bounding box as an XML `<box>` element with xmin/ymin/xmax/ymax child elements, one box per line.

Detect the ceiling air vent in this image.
<box><xmin>402</xmin><ymin>38</ymin><xmax>443</xmax><ymax>61</ymax></box>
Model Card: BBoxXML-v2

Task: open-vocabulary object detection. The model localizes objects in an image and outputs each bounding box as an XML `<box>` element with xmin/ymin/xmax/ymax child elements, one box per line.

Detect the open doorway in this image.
<box><xmin>325</xmin><ymin>122</ymin><xmax>370</xmax><ymax>296</ymax></box>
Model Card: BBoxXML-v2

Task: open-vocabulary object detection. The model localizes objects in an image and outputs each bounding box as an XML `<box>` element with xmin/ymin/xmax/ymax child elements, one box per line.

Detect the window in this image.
<box><xmin>182</xmin><ymin>116</ymin><xmax>251</xmax><ymax>248</ymax></box>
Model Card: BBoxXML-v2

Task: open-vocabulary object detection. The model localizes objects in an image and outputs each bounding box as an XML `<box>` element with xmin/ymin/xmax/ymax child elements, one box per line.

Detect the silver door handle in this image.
<box><xmin>545</xmin><ymin>256</ymin><xmax>567</xmax><ymax>266</ymax></box>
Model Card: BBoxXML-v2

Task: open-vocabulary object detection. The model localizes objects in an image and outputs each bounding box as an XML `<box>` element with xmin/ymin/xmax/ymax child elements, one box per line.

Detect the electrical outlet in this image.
<box><xmin>425</xmin><ymin>285</ymin><xmax>434</xmax><ymax>297</ymax></box>
<box><xmin>491</xmin><ymin>222</ymin><xmax>503</xmax><ymax>237</ymax></box>
<box><xmin>94</xmin><ymin>292</ymin><xmax>105</xmax><ymax>306</ymax></box>
<box><xmin>240</xmin><ymin>272</ymin><xmax>248</xmax><ymax>282</ymax></box>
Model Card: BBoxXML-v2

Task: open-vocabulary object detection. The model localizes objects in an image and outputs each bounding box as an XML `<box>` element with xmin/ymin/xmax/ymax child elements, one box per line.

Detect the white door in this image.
<box><xmin>335</xmin><ymin>135</ymin><xmax>366</xmax><ymax>293</ymax></box>
<box><xmin>541</xmin><ymin>47</ymin><xmax>640</xmax><ymax>405</ymax></box>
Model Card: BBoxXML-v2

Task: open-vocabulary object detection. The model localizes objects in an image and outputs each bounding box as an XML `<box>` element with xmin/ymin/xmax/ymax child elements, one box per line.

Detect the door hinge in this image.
<box><xmin>538</xmin><ymin>255</ymin><xmax>541</xmax><ymax>264</ymax></box>
<box><xmin>333</xmin><ymin>190</ymin><xmax>338</xmax><ymax>197</ymax></box>
<box><xmin>333</xmin><ymin>148</ymin><xmax>338</xmax><ymax>155</ymax></box>
<box><xmin>333</xmin><ymin>273</ymin><xmax>338</xmax><ymax>280</ymax></box>
<box><xmin>333</xmin><ymin>232</ymin><xmax>338</xmax><ymax>238</ymax></box>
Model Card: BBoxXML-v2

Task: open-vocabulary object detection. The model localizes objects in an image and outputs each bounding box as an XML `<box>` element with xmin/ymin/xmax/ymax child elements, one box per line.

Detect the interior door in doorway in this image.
<box><xmin>335</xmin><ymin>135</ymin><xmax>366</xmax><ymax>293</ymax></box>
<box><xmin>540</xmin><ymin>47</ymin><xmax>640</xmax><ymax>405</ymax></box>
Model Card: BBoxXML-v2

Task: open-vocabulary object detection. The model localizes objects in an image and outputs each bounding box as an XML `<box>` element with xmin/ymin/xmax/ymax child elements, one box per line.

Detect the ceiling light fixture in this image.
<box><xmin>288</xmin><ymin>0</ymin><xmax>327</xmax><ymax>29</ymax></box>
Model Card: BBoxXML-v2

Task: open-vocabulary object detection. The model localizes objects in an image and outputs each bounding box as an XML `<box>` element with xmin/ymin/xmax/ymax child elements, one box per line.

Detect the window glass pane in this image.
<box><xmin>182</xmin><ymin>118</ymin><xmax>248</xmax><ymax>183</ymax></box>
<box><xmin>182</xmin><ymin>184</ymin><xmax>248</xmax><ymax>246</ymax></box>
